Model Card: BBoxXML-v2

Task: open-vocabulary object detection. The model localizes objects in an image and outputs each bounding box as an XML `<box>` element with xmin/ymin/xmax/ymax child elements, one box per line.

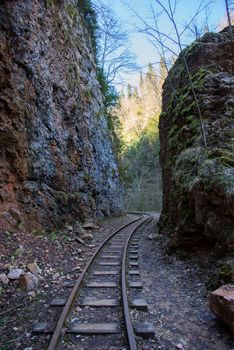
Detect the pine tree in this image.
<box><xmin>159</xmin><ymin>57</ymin><xmax>167</xmax><ymax>81</ymax></box>
<box><xmin>127</xmin><ymin>84</ymin><xmax>132</xmax><ymax>98</ymax></box>
<box><xmin>133</xmin><ymin>87</ymin><xmax>139</xmax><ymax>99</ymax></box>
<box><xmin>140</xmin><ymin>72</ymin><xmax>144</xmax><ymax>88</ymax></box>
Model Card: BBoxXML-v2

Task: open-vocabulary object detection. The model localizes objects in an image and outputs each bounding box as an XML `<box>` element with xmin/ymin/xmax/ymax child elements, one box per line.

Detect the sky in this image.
<box><xmin>97</xmin><ymin>0</ymin><xmax>227</xmax><ymax>88</ymax></box>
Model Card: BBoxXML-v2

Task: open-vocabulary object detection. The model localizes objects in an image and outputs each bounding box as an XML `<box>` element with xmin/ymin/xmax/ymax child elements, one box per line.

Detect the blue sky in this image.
<box><xmin>98</xmin><ymin>0</ymin><xmax>227</xmax><ymax>87</ymax></box>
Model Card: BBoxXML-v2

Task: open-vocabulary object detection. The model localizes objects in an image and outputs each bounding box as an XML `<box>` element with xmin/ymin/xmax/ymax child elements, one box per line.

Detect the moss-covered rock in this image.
<box><xmin>209</xmin><ymin>259</ymin><xmax>234</xmax><ymax>290</ymax></box>
<box><xmin>159</xmin><ymin>28</ymin><xmax>234</xmax><ymax>254</ymax></box>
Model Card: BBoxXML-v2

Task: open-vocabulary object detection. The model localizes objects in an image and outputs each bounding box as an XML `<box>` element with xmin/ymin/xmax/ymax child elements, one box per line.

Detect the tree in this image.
<box><xmin>127</xmin><ymin>84</ymin><xmax>132</xmax><ymax>98</ymax></box>
<box><xmin>94</xmin><ymin>0</ymin><xmax>136</xmax><ymax>84</ymax></box>
<box><xmin>125</xmin><ymin>0</ymin><xmax>215</xmax><ymax>147</ymax></box>
<box><xmin>117</xmin><ymin>63</ymin><xmax>164</xmax><ymax>145</ymax></box>
<box><xmin>122</xmin><ymin>116</ymin><xmax>162</xmax><ymax>211</ymax></box>
<box><xmin>78</xmin><ymin>0</ymin><xmax>98</xmax><ymax>51</ymax></box>
<box><xmin>225</xmin><ymin>0</ymin><xmax>234</xmax><ymax>40</ymax></box>
<box><xmin>140</xmin><ymin>64</ymin><xmax>162</xmax><ymax>116</ymax></box>
<box><xmin>159</xmin><ymin>57</ymin><xmax>167</xmax><ymax>88</ymax></box>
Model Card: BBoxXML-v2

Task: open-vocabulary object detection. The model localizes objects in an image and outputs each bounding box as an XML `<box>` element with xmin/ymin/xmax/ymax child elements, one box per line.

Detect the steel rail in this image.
<box><xmin>121</xmin><ymin>215</ymin><xmax>152</xmax><ymax>350</ymax></box>
<box><xmin>48</xmin><ymin>214</ymin><xmax>143</xmax><ymax>350</ymax></box>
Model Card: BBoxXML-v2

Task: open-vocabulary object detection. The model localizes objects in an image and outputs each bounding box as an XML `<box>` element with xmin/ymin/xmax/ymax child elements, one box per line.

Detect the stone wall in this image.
<box><xmin>0</xmin><ymin>0</ymin><xmax>123</xmax><ymax>230</ymax></box>
<box><xmin>159</xmin><ymin>28</ymin><xmax>234</xmax><ymax>254</ymax></box>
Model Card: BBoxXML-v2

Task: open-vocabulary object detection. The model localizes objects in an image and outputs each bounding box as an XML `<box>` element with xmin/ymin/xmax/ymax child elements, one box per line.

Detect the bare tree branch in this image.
<box><xmin>125</xmin><ymin>0</ymin><xmax>209</xmax><ymax>147</ymax></box>
<box><xmin>225</xmin><ymin>0</ymin><xmax>234</xmax><ymax>40</ymax></box>
<box><xmin>94</xmin><ymin>0</ymin><xmax>136</xmax><ymax>84</ymax></box>
<box><xmin>180</xmin><ymin>0</ymin><xmax>216</xmax><ymax>37</ymax></box>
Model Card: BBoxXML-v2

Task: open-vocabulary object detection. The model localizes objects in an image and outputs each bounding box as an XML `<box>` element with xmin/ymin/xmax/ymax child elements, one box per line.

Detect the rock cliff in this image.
<box><xmin>0</xmin><ymin>0</ymin><xmax>123</xmax><ymax>230</ymax></box>
<box><xmin>159</xmin><ymin>28</ymin><xmax>234</xmax><ymax>254</ymax></box>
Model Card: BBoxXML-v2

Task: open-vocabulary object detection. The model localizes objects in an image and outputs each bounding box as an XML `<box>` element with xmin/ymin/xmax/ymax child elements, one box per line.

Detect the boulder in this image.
<box><xmin>7</xmin><ymin>268</ymin><xmax>24</xmax><ymax>280</ymax></box>
<box><xmin>8</xmin><ymin>208</ymin><xmax>22</xmax><ymax>223</ymax></box>
<box><xmin>0</xmin><ymin>273</ymin><xmax>9</xmax><ymax>285</ymax></box>
<box><xmin>82</xmin><ymin>222</ymin><xmax>99</xmax><ymax>230</ymax></box>
<box><xmin>27</xmin><ymin>262</ymin><xmax>41</xmax><ymax>275</ymax></box>
<box><xmin>75</xmin><ymin>237</ymin><xmax>85</xmax><ymax>245</ymax></box>
<box><xmin>3</xmin><ymin>263</ymin><xmax>11</xmax><ymax>270</ymax></box>
<box><xmin>0</xmin><ymin>211</ymin><xmax>18</xmax><ymax>228</ymax></box>
<box><xmin>52</xmin><ymin>272</ymin><xmax>60</xmax><ymax>280</ymax></box>
<box><xmin>66</xmin><ymin>225</ymin><xmax>73</xmax><ymax>232</ymax></box>
<box><xmin>82</xmin><ymin>233</ymin><xmax>93</xmax><ymax>240</ymax></box>
<box><xmin>19</xmin><ymin>272</ymin><xmax>39</xmax><ymax>291</ymax></box>
<box><xmin>75</xmin><ymin>225</ymin><xmax>87</xmax><ymax>236</ymax></box>
<box><xmin>209</xmin><ymin>284</ymin><xmax>234</xmax><ymax>334</ymax></box>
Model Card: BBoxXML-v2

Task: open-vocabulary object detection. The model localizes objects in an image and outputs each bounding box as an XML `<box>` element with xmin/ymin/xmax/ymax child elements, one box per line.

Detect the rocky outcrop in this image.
<box><xmin>159</xmin><ymin>28</ymin><xmax>234</xmax><ymax>253</ymax></box>
<box><xmin>209</xmin><ymin>284</ymin><xmax>234</xmax><ymax>334</ymax></box>
<box><xmin>0</xmin><ymin>0</ymin><xmax>123</xmax><ymax>230</ymax></box>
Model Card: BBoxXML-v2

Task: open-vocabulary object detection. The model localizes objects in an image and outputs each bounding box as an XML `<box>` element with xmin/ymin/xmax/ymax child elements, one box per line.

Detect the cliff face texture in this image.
<box><xmin>159</xmin><ymin>28</ymin><xmax>234</xmax><ymax>254</ymax></box>
<box><xmin>0</xmin><ymin>0</ymin><xmax>123</xmax><ymax>230</ymax></box>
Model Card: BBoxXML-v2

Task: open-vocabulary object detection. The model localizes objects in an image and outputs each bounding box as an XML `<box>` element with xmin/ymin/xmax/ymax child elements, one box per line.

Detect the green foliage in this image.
<box><xmin>97</xmin><ymin>68</ymin><xmax>124</xmax><ymax>174</ymax></box>
<box><xmin>45</xmin><ymin>0</ymin><xmax>55</xmax><ymax>8</ymax></box>
<box><xmin>65</xmin><ymin>3</ymin><xmax>78</xmax><ymax>19</ymax></box>
<box><xmin>50</xmin><ymin>231</ymin><xmax>59</xmax><ymax>241</ymax></box>
<box><xmin>78</xmin><ymin>0</ymin><xmax>98</xmax><ymax>57</ymax></box>
<box><xmin>31</xmin><ymin>228</ymin><xmax>44</xmax><ymax>236</ymax></box>
<box><xmin>83</xmin><ymin>173</ymin><xmax>91</xmax><ymax>183</ymax></box>
<box><xmin>0</xmin><ymin>316</ymin><xmax>9</xmax><ymax>327</ymax></box>
<box><xmin>107</xmin><ymin>108</ymin><xmax>124</xmax><ymax>158</ymax></box>
<box><xmin>84</xmin><ymin>88</ymin><xmax>93</xmax><ymax>101</ymax></box>
<box><xmin>209</xmin><ymin>261</ymin><xmax>234</xmax><ymax>289</ymax></box>
<box><xmin>161</xmin><ymin>67</ymin><xmax>212</xmax><ymax>165</ymax></box>
<box><xmin>97</xmin><ymin>69</ymin><xmax>118</xmax><ymax>107</ymax></box>
<box><xmin>124</xmin><ymin>117</ymin><xmax>160</xmax><ymax>183</ymax></box>
<box><xmin>127</xmin><ymin>84</ymin><xmax>132</xmax><ymax>98</ymax></box>
<box><xmin>218</xmin><ymin>262</ymin><xmax>234</xmax><ymax>284</ymax></box>
<box><xmin>123</xmin><ymin>116</ymin><xmax>162</xmax><ymax>211</ymax></box>
<box><xmin>54</xmin><ymin>190</ymin><xmax>81</xmax><ymax>205</ymax></box>
<box><xmin>116</xmin><ymin>65</ymin><xmax>164</xmax><ymax>211</ymax></box>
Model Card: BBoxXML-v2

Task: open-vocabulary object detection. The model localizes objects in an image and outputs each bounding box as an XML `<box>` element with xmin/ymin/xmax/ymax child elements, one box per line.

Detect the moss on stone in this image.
<box><xmin>54</xmin><ymin>190</ymin><xmax>81</xmax><ymax>205</ymax></box>
<box><xmin>45</xmin><ymin>0</ymin><xmax>54</xmax><ymax>8</ymax></box>
<box><xmin>183</xmin><ymin>41</ymin><xmax>202</xmax><ymax>59</ymax></box>
<box><xmin>163</xmin><ymin>68</ymin><xmax>208</xmax><ymax>135</ymax></box>
<box><xmin>66</xmin><ymin>62</ymin><xmax>81</xmax><ymax>90</ymax></box>
<box><xmin>168</xmin><ymin>124</ymin><xmax>180</xmax><ymax>138</ymax></box>
<box><xmin>221</xmin><ymin>156</ymin><xmax>234</xmax><ymax>167</ymax></box>
<box><xmin>65</xmin><ymin>3</ymin><xmax>78</xmax><ymax>20</ymax></box>
<box><xmin>159</xmin><ymin>29</ymin><xmax>234</xmax><ymax>253</ymax></box>
<box><xmin>84</xmin><ymin>89</ymin><xmax>93</xmax><ymax>101</ymax></box>
<box><xmin>159</xmin><ymin>111</ymin><xmax>167</xmax><ymax>119</ymax></box>
<box><xmin>95</xmin><ymin>109</ymin><xmax>104</xmax><ymax>118</ymax></box>
<box><xmin>207</xmin><ymin>148</ymin><xmax>234</xmax><ymax>164</ymax></box>
<box><xmin>186</xmin><ymin>115</ymin><xmax>199</xmax><ymax>125</ymax></box>
<box><xmin>173</xmin><ymin>147</ymin><xmax>234</xmax><ymax>195</ymax></box>
<box><xmin>209</xmin><ymin>261</ymin><xmax>234</xmax><ymax>289</ymax></box>
<box><xmin>218</xmin><ymin>263</ymin><xmax>234</xmax><ymax>283</ymax></box>
<box><xmin>83</xmin><ymin>173</ymin><xmax>91</xmax><ymax>183</ymax></box>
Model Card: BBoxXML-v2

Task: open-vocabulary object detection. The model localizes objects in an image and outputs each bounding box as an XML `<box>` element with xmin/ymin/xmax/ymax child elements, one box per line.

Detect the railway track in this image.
<box><xmin>33</xmin><ymin>213</ymin><xmax>155</xmax><ymax>349</ymax></box>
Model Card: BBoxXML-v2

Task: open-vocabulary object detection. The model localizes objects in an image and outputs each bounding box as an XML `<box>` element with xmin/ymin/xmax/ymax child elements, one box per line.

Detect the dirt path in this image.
<box><xmin>136</xmin><ymin>214</ymin><xmax>233</xmax><ymax>350</ymax></box>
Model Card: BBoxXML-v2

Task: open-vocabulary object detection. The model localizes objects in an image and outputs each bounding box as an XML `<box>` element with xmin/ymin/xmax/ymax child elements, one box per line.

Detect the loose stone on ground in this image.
<box><xmin>209</xmin><ymin>284</ymin><xmax>234</xmax><ymax>334</ymax></box>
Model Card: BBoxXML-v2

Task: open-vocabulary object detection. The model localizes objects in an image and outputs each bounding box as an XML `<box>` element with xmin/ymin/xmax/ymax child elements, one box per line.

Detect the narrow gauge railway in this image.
<box><xmin>33</xmin><ymin>213</ymin><xmax>155</xmax><ymax>349</ymax></box>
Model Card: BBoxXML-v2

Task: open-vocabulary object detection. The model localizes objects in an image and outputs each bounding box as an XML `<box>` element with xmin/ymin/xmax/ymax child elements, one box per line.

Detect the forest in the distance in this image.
<box><xmin>117</xmin><ymin>62</ymin><xmax>167</xmax><ymax>211</ymax></box>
